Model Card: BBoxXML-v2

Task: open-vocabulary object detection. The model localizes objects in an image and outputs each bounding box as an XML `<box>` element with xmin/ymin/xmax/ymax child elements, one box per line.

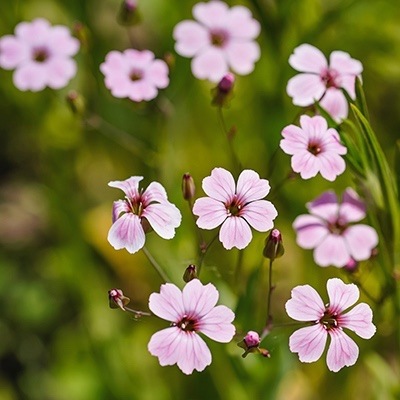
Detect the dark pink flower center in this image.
<box><xmin>320</xmin><ymin>68</ymin><xmax>340</xmax><ymax>88</ymax></box>
<box><xmin>175</xmin><ymin>315</ymin><xmax>198</xmax><ymax>332</ymax></box>
<box><xmin>320</xmin><ymin>308</ymin><xmax>339</xmax><ymax>330</ymax></box>
<box><xmin>307</xmin><ymin>141</ymin><xmax>323</xmax><ymax>155</ymax></box>
<box><xmin>129</xmin><ymin>69</ymin><xmax>143</xmax><ymax>81</ymax></box>
<box><xmin>227</xmin><ymin>194</ymin><xmax>243</xmax><ymax>216</ymax></box>
<box><xmin>32</xmin><ymin>47</ymin><xmax>50</xmax><ymax>63</ymax></box>
<box><xmin>127</xmin><ymin>197</ymin><xmax>144</xmax><ymax>215</ymax></box>
<box><xmin>327</xmin><ymin>218</ymin><xmax>347</xmax><ymax>235</ymax></box>
<box><xmin>210</xmin><ymin>29</ymin><xmax>229</xmax><ymax>48</ymax></box>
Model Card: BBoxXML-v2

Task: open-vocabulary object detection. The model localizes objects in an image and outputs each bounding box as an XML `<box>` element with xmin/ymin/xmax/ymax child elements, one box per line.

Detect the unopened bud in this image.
<box><xmin>72</xmin><ymin>21</ymin><xmax>90</xmax><ymax>51</ymax></box>
<box><xmin>238</xmin><ymin>330</ymin><xmax>262</xmax><ymax>358</ymax></box>
<box><xmin>183</xmin><ymin>264</ymin><xmax>198</xmax><ymax>282</ymax></box>
<box><xmin>108</xmin><ymin>288</ymin><xmax>130</xmax><ymax>311</ymax></box>
<box><xmin>211</xmin><ymin>73</ymin><xmax>235</xmax><ymax>107</ymax></box>
<box><xmin>66</xmin><ymin>90</ymin><xmax>85</xmax><ymax>116</ymax></box>
<box><xmin>117</xmin><ymin>0</ymin><xmax>141</xmax><ymax>26</ymax></box>
<box><xmin>263</xmin><ymin>229</ymin><xmax>285</xmax><ymax>260</ymax></box>
<box><xmin>182</xmin><ymin>173</ymin><xmax>196</xmax><ymax>201</ymax></box>
<box><xmin>163</xmin><ymin>52</ymin><xmax>175</xmax><ymax>70</ymax></box>
<box><xmin>344</xmin><ymin>257</ymin><xmax>358</xmax><ymax>272</ymax></box>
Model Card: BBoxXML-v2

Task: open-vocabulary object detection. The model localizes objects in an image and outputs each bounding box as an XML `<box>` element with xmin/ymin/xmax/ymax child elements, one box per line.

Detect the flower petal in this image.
<box><xmin>236</xmin><ymin>169</ymin><xmax>270</xmax><ymax>203</ymax></box>
<box><xmin>202</xmin><ymin>167</ymin><xmax>235</xmax><ymax>202</ymax></box>
<box><xmin>146</xmin><ymin>59</ymin><xmax>169</xmax><ymax>89</ymax></box>
<box><xmin>48</xmin><ymin>25</ymin><xmax>80</xmax><ymax>57</ymax></box>
<box><xmin>306</xmin><ymin>190</ymin><xmax>339</xmax><ymax>219</ymax></box>
<box><xmin>287</xmin><ymin>73</ymin><xmax>326</xmax><ymax>106</ymax></box>
<box><xmin>285</xmin><ymin>284</ymin><xmax>325</xmax><ymax>321</ymax></box>
<box><xmin>241</xmin><ymin>200</ymin><xmax>277</xmax><ymax>232</ymax></box>
<box><xmin>280</xmin><ymin>124</ymin><xmax>309</xmax><ymax>155</ymax></box>
<box><xmin>193</xmin><ymin>197</ymin><xmax>228</xmax><ymax>230</ymax></box>
<box><xmin>330</xmin><ymin>50</ymin><xmax>363</xmax><ymax>76</ymax></box>
<box><xmin>291</xmin><ymin>151</ymin><xmax>320</xmax><ymax>179</ymax></box>
<box><xmin>219</xmin><ymin>216</ymin><xmax>252</xmax><ymax>250</ymax></box>
<box><xmin>182</xmin><ymin>279</ymin><xmax>219</xmax><ymax>319</ymax></box>
<box><xmin>108</xmin><ymin>176</ymin><xmax>143</xmax><ymax>199</ymax></box>
<box><xmin>173</xmin><ymin>20</ymin><xmax>209</xmax><ymax>57</ymax></box>
<box><xmin>318</xmin><ymin>152</ymin><xmax>346</xmax><ymax>181</ymax></box>
<box><xmin>289</xmin><ymin>324</ymin><xmax>327</xmax><ymax>363</ymax></box>
<box><xmin>326</xmin><ymin>278</ymin><xmax>359</xmax><ymax>313</ymax></box>
<box><xmin>107</xmin><ymin>213</ymin><xmax>145</xmax><ymax>254</ymax></box>
<box><xmin>45</xmin><ymin>57</ymin><xmax>77</xmax><ymax>89</ymax></box>
<box><xmin>111</xmin><ymin>200</ymin><xmax>129</xmax><ymax>222</ymax></box>
<box><xmin>141</xmin><ymin>181</ymin><xmax>170</xmax><ymax>204</ymax></box>
<box><xmin>13</xmin><ymin>63</ymin><xmax>47</xmax><ymax>91</ymax></box>
<box><xmin>314</xmin><ymin>234</ymin><xmax>350</xmax><ymax>267</ymax></box>
<box><xmin>340</xmin><ymin>187</ymin><xmax>366</xmax><ymax>222</ymax></box>
<box><xmin>289</xmin><ymin>44</ymin><xmax>328</xmax><ymax>74</ymax></box>
<box><xmin>293</xmin><ymin>214</ymin><xmax>328</xmax><ymax>249</ymax></box>
<box><xmin>340</xmin><ymin>303</ymin><xmax>376</xmax><ymax>339</ymax></box>
<box><xmin>225</xmin><ymin>41</ymin><xmax>260</xmax><ymax>75</ymax></box>
<box><xmin>142</xmin><ymin>203</ymin><xmax>181</xmax><ymax>239</ymax></box>
<box><xmin>191</xmin><ymin>47</ymin><xmax>228</xmax><ymax>82</ymax></box>
<box><xmin>319</xmin><ymin>87</ymin><xmax>348</xmax><ymax>122</ymax></box>
<box><xmin>226</xmin><ymin>5</ymin><xmax>260</xmax><ymax>39</ymax></box>
<box><xmin>199</xmin><ymin>305</ymin><xmax>236</xmax><ymax>342</ymax></box>
<box><xmin>193</xmin><ymin>1</ymin><xmax>229</xmax><ymax>27</ymax></box>
<box><xmin>343</xmin><ymin>224</ymin><xmax>379</xmax><ymax>261</ymax></box>
<box><xmin>149</xmin><ymin>283</ymin><xmax>184</xmax><ymax>321</ymax></box>
<box><xmin>326</xmin><ymin>329</ymin><xmax>359</xmax><ymax>372</ymax></box>
<box><xmin>0</xmin><ymin>35</ymin><xmax>28</xmax><ymax>69</ymax></box>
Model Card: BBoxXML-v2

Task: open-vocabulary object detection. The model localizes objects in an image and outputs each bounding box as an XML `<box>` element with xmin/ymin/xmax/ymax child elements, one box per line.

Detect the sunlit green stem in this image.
<box><xmin>260</xmin><ymin>258</ymin><xmax>274</xmax><ymax>341</ymax></box>
<box><xmin>142</xmin><ymin>246</ymin><xmax>170</xmax><ymax>282</ymax></box>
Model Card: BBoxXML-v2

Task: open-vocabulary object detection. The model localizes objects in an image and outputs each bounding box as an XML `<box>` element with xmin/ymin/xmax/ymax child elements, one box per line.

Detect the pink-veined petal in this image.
<box><xmin>111</xmin><ymin>200</ymin><xmax>129</xmax><ymax>222</ymax></box>
<box><xmin>306</xmin><ymin>190</ymin><xmax>339</xmax><ymax>219</ymax></box>
<box><xmin>318</xmin><ymin>152</ymin><xmax>346</xmax><ymax>181</ymax></box>
<box><xmin>326</xmin><ymin>278</ymin><xmax>359</xmax><ymax>314</ymax></box>
<box><xmin>182</xmin><ymin>279</ymin><xmax>219</xmax><ymax>318</ymax></box>
<box><xmin>219</xmin><ymin>216</ymin><xmax>252</xmax><ymax>250</ymax></box>
<box><xmin>344</xmin><ymin>224</ymin><xmax>379</xmax><ymax>261</ymax></box>
<box><xmin>108</xmin><ymin>176</ymin><xmax>143</xmax><ymax>199</ymax></box>
<box><xmin>280</xmin><ymin>124</ymin><xmax>309</xmax><ymax>154</ymax></box>
<box><xmin>340</xmin><ymin>187</ymin><xmax>366</xmax><ymax>222</ymax></box>
<box><xmin>289</xmin><ymin>44</ymin><xmax>328</xmax><ymax>74</ymax></box>
<box><xmin>148</xmin><ymin>327</ymin><xmax>182</xmax><ymax>367</ymax></box>
<box><xmin>141</xmin><ymin>181</ymin><xmax>170</xmax><ymax>205</ymax></box>
<box><xmin>319</xmin><ymin>88</ymin><xmax>348</xmax><ymax>122</ymax></box>
<box><xmin>326</xmin><ymin>329</ymin><xmax>359</xmax><ymax>372</ymax></box>
<box><xmin>339</xmin><ymin>74</ymin><xmax>357</xmax><ymax>99</ymax></box>
<box><xmin>107</xmin><ymin>213</ymin><xmax>145</xmax><ymax>254</ymax></box>
<box><xmin>225</xmin><ymin>41</ymin><xmax>260</xmax><ymax>75</ymax></box>
<box><xmin>314</xmin><ymin>234</ymin><xmax>350</xmax><ymax>267</ymax></box>
<box><xmin>287</xmin><ymin>73</ymin><xmax>326</xmax><ymax>106</ymax></box>
<box><xmin>193</xmin><ymin>197</ymin><xmax>228</xmax><ymax>230</ymax></box>
<box><xmin>236</xmin><ymin>169</ymin><xmax>270</xmax><ymax>203</ymax></box>
<box><xmin>285</xmin><ymin>284</ymin><xmax>325</xmax><ymax>321</ymax></box>
<box><xmin>291</xmin><ymin>151</ymin><xmax>320</xmax><ymax>179</ymax></box>
<box><xmin>199</xmin><ymin>305</ymin><xmax>236</xmax><ymax>342</ymax></box>
<box><xmin>340</xmin><ymin>303</ymin><xmax>376</xmax><ymax>339</ymax></box>
<box><xmin>142</xmin><ymin>203</ymin><xmax>181</xmax><ymax>239</ymax></box>
<box><xmin>202</xmin><ymin>167</ymin><xmax>235</xmax><ymax>202</ymax></box>
<box><xmin>293</xmin><ymin>214</ymin><xmax>328</xmax><ymax>249</ymax></box>
<box><xmin>241</xmin><ymin>200</ymin><xmax>277</xmax><ymax>232</ymax></box>
<box><xmin>191</xmin><ymin>47</ymin><xmax>228</xmax><ymax>82</ymax></box>
<box><xmin>289</xmin><ymin>324</ymin><xmax>327</xmax><ymax>363</ymax></box>
<box><xmin>149</xmin><ymin>283</ymin><xmax>185</xmax><ymax>321</ymax></box>
<box><xmin>173</xmin><ymin>20</ymin><xmax>209</xmax><ymax>57</ymax></box>
<box><xmin>329</xmin><ymin>50</ymin><xmax>363</xmax><ymax>76</ymax></box>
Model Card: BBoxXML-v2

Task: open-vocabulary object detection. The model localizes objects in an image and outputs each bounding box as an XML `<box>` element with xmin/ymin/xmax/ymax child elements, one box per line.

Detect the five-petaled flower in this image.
<box><xmin>0</xmin><ymin>18</ymin><xmax>80</xmax><ymax>91</ymax></box>
<box><xmin>148</xmin><ymin>278</ymin><xmax>235</xmax><ymax>375</ymax></box>
<box><xmin>286</xmin><ymin>43</ymin><xmax>363</xmax><ymax>122</ymax></box>
<box><xmin>107</xmin><ymin>176</ymin><xmax>182</xmax><ymax>254</ymax></box>
<box><xmin>280</xmin><ymin>114</ymin><xmax>347</xmax><ymax>181</ymax></box>
<box><xmin>173</xmin><ymin>0</ymin><xmax>260</xmax><ymax>82</ymax></box>
<box><xmin>286</xmin><ymin>278</ymin><xmax>376</xmax><ymax>372</ymax></box>
<box><xmin>100</xmin><ymin>49</ymin><xmax>169</xmax><ymax>102</ymax></box>
<box><xmin>193</xmin><ymin>167</ymin><xmax>278</xmax><ymax>250</ymax></box>
<box><xmin>293</xmin><ymin>188</ymin><xmax>378</xmax><ymax>267</ymax></box>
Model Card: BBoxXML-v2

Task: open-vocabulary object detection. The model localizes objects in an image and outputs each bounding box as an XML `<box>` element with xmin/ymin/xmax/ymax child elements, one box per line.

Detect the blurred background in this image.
<box><xmin>0</xmin><ymin>0</ymin><xmax>399</xmax><ymax>399</ymax></box>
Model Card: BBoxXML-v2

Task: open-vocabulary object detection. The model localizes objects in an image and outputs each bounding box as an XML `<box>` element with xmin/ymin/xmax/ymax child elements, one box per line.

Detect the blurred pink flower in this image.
<box><xmin>286</xmin><ymin>44</ymin><xmax>363</xmax><ymax>122</ymax></box>
<box><xmin>293</xmin><ymin>188</ymin><xmax>378</xmax><ymax>267</ymax></box>
<box><xmin>107</xmin><ymin>176</ymin><xmax>181</xmax><ymax>254</ymax></box>
<box><xmin>173</xmin><ymin>1</ymin><xmax>260</xmax><ymax>82</ymax></box>
<box><xmin>0</xmin><ymin>18</ymin><xmax>79</xmax><ymax>91</ymax></box>
<box><xmin>286</xmin><ymin>278</ymin><xmax>376</xmax><ymax>372</ymax></box>
<box><xmin>100</xmin><ymin>49</ymin><xmax>169</xmax><ymax>102</ymax></box>
<box><xmin>193</xmin><ymin>168</ymin><xmax>278</xmax><ymax>250</ymax></box>
<box><xmin>148</xmin><ymin>278</ymin><xmax>235</xmax><ymax>375</ymax></box>
<box><xmin>280</xmin><ymin>114</ymin><xmax>347</xmax><ymax>181</ymax></box>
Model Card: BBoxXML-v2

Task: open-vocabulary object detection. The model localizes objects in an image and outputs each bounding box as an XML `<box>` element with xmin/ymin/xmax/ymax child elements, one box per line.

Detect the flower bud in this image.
<box><xmin>66</xmin><ymin>90</ymin><xmax>85</xmax><ymax>116</ymax></box>
<box><xmin>344</xmin><ymin>257</ymin><xmax>358</xmax><ymax>272</ymax></box>
<box><xmin>72</xmin><ymin>21</ymin><xmax>90</xmax><ymax>51</ymax></box>
<box><xmin>182</xmin><ymin>173</ymin><xmax>195</xmax><ymax>201</ymax></box>
<box><xmin>183</xmin><ymin>264</ymin><xmax>198</xmax><ymax>282</ymax></box>
<box><xmin>238</xmin><ymin>330</ymin><xmax>262</xmax><ymax>358</ymax></box>
<box><xmin>263</xmin><ymin>229</ymin><xmax>285</xmax><ymax>260</ymax></box>
<box><xmin>117</xmin><ymin>0</ymin><xmax>141</xmax><ymax>26</ymax></box>
<box><xmin>108</xmin><ymin>288</ymin><xmax>130</xmax><ymax>311</ymax></box>
<box><xmin>211</xmin><ymin>73</ymin><xmax>235</xmax><ymax>107</ymax></box>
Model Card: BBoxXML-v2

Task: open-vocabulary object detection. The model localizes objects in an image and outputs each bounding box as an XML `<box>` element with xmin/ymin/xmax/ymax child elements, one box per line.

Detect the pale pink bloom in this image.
<box><xmin>173</xmin><ymin>1</ymin><xmax>260</xmax><ymax>82</ymax></box>
<box><xmin>148</xmin><ymin>278</ymin><xmax>235</xmax><ymax>375</ymax></box>
<box><xmin>286</xmin><ymin>278</ymin><xmax>376</xmax><ymax>372</ymax></box>
<box><xmin>293</xmin><ymin>188</ymin><xmax>378</xmax><ymax>267</ymax></box>
<box><xmin>100</xmin><ymin>49</ymin><xmax>169</xmax><ymax>102</ymax></box>
<box><xmin>287</xmin><ymin>44</ymin><xmax>363</xmax><ymax>122</ymax></box>
<box><xmin>0</xmin><ymin>18</ymin><xmax>79</xmax><ymax>91</ymax></box>
<box><xmin>107</xmin><ymin>176</ymin><xmax>181</xmax><ymax>254</ymax></box>
<box><xmin>280</xmin><ymin>114</ymin><xmax>347</xmax><ymax>181</ymax></box>
<box><xmin>193</xmin><ymin>168</ymin><xmax>278</xmax><ymax>250</ymax></box>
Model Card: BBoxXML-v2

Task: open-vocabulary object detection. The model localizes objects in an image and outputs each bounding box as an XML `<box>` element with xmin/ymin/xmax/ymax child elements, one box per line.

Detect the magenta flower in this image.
<box><xmin>286</xmin><ymin>278</ymin><xmax>376</xmax><ymax>372</ymax></box>
<box><xmin>107</xmin><ymin>176</ymin><xmax>181</xmax><ymax>254</ymax></box>
<box><xmin>193</xmin><ymin>168</ymin><xmax>278</xmax><ymax>250</ymax></box>
<box><xmin>0</xmin><ymin>18</ymin><xmax>79</xmax><ymax>91</ymax></box>
<box><xmin>293</xmin><ymin>188</ymin><xmax>378</xmax><ymax>267</ymax></box>
<box><xmin>100</xmin><ymin>49</ymin><xmax>169</xmax><ymax>102</ymax></box>
<box><xmin>286</xmin><ymin>44</ymin><xmax>363</xmax><ymax>122</ymax></box>
<box><xmin>280</xmin><ymin>115</ymin><xmax>347</xmax><ymax>181</ymax></box>
<box><xmin>173</xmin><ymin>1</ymin><xmax>260</xmax><ymax>82</ymax></box>
<box><xmin>148</xmin><ymin>278</ymin><xmax>235</xmax><ymax>375</ymax></box>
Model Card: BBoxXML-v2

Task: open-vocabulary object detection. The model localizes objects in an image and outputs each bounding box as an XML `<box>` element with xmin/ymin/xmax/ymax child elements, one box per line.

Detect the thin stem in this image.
<box><xmin>197</xmin><ymin>233</ymin><xmax>219</xmax><ymax>275</ymax></box>
<box><xmin>260</xmin><ymin>258</ymin><xmax>274</xmax><ymax>341</ymax></box>
<box><xmin>187</xmin><ymin>199</ymin><xmax>206</xmax><ymax>253</ymax></box>
<box><xmin>142</xmin><ymin>246</ymin><xmax>170</xmax><ymax>282</ymax></box>
<box><xmin>124</xmin><ymin>306</ymin><xmax>152</xmax><ymax>317</ymax></box>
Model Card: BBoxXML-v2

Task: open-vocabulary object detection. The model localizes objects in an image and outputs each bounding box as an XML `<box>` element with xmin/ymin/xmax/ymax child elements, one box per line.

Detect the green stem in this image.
<box><xmin>197</xmin><ymin>233</ymin><xmax>219</xmax><ymax>275</ymax></box>
<box><xmin>124</xmin><ymin>306</ymin><xmax>152</xmax><ymax>317</ymax></box>
<box><xmin>142</xmin><ymin>246</ymin><xmax>170</xmax><ymax>282</ymax></box>
<box><xmin>260</xmin><ymin>259</ymin><xmax>274</xmax><ymax>341</ymax></box>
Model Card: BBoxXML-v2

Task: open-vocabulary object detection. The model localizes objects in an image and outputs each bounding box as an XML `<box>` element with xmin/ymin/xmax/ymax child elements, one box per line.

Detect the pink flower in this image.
<box><xmin>286</xmin><ymin>278</ymin><xmax>376</xmax><ymax>372</ymax></box>
<box><xmin>193</xmin><ymin>168</ymin><xmax>278</xmax><ymax>250</ymax></box>
<box><xmin>107</xmin><ymin>176</ymin><xmax>181</xmax><ymax>254</ymax></box>
<box><xmin>173</xmin><ymin>1</ymin><xmax>260</xmax><ymax>82</ymax></box>
<box><xmin>100</xmin><ymin>49</ymin><xmax>169</xmax><ymax>102</ymax></box>
<box><xmin>0</xmin><ymin>18</ymin><xmax>79</xmax><ymax>91</ymax></box>
<box><xmin>148</xmin><ymin>278</ymin><xmax>235</xmax><ymax>375</ymax></box>
<box><xmin>293</xmin><ymin>188</ymin><xmax>378</xmax><ymax>267</ymax></box>
<box><xmin>286</xmin><ymin>44</ymin><xmax>363</xmax><ymax>122</ymax></box>
<box><xmin>280</xmin><ymin>115</ymin><xmax>347</xmax><ymax>181</ymax></box>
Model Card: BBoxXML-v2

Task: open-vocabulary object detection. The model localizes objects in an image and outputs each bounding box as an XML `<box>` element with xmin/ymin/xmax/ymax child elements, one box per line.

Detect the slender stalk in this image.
<box><xmin>124</xmin><ymin>306</ymin><xmax>152</xmax><ymax>317</ymax></box>
<box><xmin>260</xmin><ymin>259</ymin><xmax>274</xmax><ymax>341</ymax></box>
<box><xmin>142</xmin><ymin>246</ymin><xmax>170</xmax><ymax>282</ymax></box>
<box><xmin>197</xmin><ymin>233</ymin><xmax>219</xmax><ymax>275</ymax></box>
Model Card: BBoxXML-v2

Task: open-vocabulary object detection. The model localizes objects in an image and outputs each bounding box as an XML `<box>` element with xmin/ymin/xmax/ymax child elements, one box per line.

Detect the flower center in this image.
<box><xmin>32</xmin><ymin>47</ymin><xmax>50</xmax><ymax>63</ymax></box>
<box><xmin>210</xmin><ymin>29</ymin><xmax>229</xmax><ymax>48</ymax></box>
<box><xmin>175</xmin><ymin>315</ymin><xmax>197</xmax><ymax>332</ymax></box>
<box><xmin>129</xmin><ymin>69</ymin><xmax>143</xmax><ymax>81</ymax></box>
<box><xmin>308</xmin><ymin>142</ymin><xmax>322</xmax><ymax>155</ymax></box>
<box><xmin>321</xmin><ymin>68</ymin><xmax>339</xmax><ymax>88</ymax></box>
<box><xmin>127</xmin><ymin>197</ymin><xmax>144</xmax><ymax>215</ymax></box>
<box><xmin>327</xmin><ymin>218</ymin><xmax>347</xmax><ymax>235</ymax></box>
<box><xmin>227</xmin><ymin>195</ymin><xmax>242</xmax><ymax>216</ymax></box>
<box><xmin>320</xmin><ymin>308</ymin><xmax>339</xmax><ymax>330</ymax></box>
